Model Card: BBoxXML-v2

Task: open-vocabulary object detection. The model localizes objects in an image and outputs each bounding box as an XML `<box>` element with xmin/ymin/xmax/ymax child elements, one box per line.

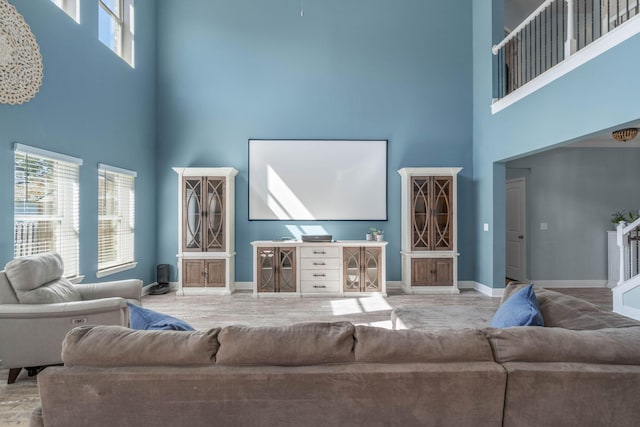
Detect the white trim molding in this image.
<box><xmin>532</xmin><ymin>280</ymin><xmax>608</xmax><ymax>288</ymax></box>
<box><xmin>96</xmin><ymin>261</ymin><xmax>137</xmax><ymax>278</ymax></box>
<box><xmin>459</xmin><ymin>281</ymin><xmax>505</xmax><ymax>298</ymax></box>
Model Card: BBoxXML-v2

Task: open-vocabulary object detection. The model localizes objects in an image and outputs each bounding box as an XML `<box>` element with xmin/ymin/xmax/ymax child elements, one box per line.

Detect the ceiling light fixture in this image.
<box><xmin>612</xmin><ymin>128</ymin><xmax>639</xmax><ymax>142</ymax></box>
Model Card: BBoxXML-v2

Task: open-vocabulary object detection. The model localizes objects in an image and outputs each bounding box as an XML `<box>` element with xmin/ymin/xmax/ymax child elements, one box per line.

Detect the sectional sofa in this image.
<box><xmin>31</xmin><ymin>285</ymin><xmax>640</xmax><ymax>427</ymax></box>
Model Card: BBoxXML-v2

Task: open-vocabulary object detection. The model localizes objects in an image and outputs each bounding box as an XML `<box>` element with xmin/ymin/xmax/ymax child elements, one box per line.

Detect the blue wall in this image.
<box><xmin>155</xmin><ymin>0</ymin><xmax>474</xmax><ymax>282</ymax></box>
<box><xmin>0</xmin><ymin>0</ymin><xmax>157</xmax><ymax>283</ymax></box>
<box><xmin>473</xmin><ymin>0</ymin><xmax>640</xmax><ymax>288</ymax></box>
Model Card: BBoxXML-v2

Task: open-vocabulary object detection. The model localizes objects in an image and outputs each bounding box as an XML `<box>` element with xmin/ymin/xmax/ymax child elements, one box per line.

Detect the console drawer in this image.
<box><xmin>300</xmin><ymin>258</ymin><xmax>340</xmax><ymax>270</ymax></box>
<box><xmin>300</xmin><ymin>246</ymin><xmax>340</xmax><ymax>258</ymax></box>
<box><xmin>300</xmin><ymin>269</ymin><xmax>340</xmax><ymax>281</ymax></box>
<box><xmin>300</xmin><ymin>280</ymin><xmax>341</xmax><ymax>293</ymax></box>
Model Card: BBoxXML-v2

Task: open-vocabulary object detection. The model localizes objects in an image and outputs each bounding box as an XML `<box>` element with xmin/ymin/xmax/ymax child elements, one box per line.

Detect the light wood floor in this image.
<box><xmin>0</xmin><ymin>288</ymin><xmax>612</xmax><ymax>426</ymax></box>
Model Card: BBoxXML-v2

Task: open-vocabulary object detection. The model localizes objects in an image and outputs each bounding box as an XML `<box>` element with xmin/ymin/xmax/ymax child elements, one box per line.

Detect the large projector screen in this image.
<box><xmin>249</xmin><ymin>139</ymin><xmax>387</xmax><ymax>221</ymax></box>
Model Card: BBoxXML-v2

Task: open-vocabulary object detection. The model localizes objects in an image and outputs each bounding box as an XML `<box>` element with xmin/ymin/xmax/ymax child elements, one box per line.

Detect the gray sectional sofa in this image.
<box><xmin>31</xmin><ymin>285</ymin><xmax>640</xmax><ymax>427</ymax></box>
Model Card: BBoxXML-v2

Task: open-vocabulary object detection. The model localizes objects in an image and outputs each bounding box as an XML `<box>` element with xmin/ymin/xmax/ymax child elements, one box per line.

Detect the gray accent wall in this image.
<box><xmin>507</xmin><ymin>148</ymin><xmax>640</xmax><ymax>281</ymax></box>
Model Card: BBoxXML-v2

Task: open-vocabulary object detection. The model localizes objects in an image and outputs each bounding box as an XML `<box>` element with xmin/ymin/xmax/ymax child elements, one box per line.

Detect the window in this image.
<box><xmin>98</xmin><ymin>0</ymin><xmax>135</xmax><ymax>66</ymax></box>
<box><xmin>50</xmin><ymin>0</ymin><xmax>79</xmax><ymax>23</ymax></box>
<box><xmin>14</xmin><ymin>144</ymin><xmax>82</xmax><ymax>278</ymax></box>
<box><xmin>98</xmin><ymin>164</ymin><xmax>136</xmax><ymax>277</ymax></box>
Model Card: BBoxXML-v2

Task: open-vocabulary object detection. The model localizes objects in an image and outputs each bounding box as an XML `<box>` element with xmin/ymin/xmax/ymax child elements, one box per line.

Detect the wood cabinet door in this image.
<box><xmin>432</xmin><ymin>177</ymin><xmax>453</xmax><ymax>251</ymax></box>
<box><xmin>204</xmin><ymin>177</ymin><xmax>225</xmax><ymax>252</ymax></box>
<box><xmin>343</xmin><ymin>247</ymin><xmax>381</xmax><ymax>292</ymax></box>
<box><xmin>257</xmin><ymin>247</ymin><xmax>276</xmax><ymax>293</ymax></box>
<box><xmin>183</xmin><ymin>178</ymin><xmax>204</xmax><ymax>252</ymax></box>
<box><xmin>343</xmin><ymin>247</ymin><xmax>361</xmax><ymax>292</ymax></box>
<box><xmin>183</xmin><ymin>259</ymin><xmax>205</xmax><ymax>287</ymax></box>
<box><xmin>411</xmin><ymin>176</ymin><xmax>453</xmax><ymax>251</ymax></box>
<box><xmin>363</xmin><ymin>247</ymin><xmax>381</xmax><ymax>292</ymax></box>
<box><xmin>205</xmin><ymin>259</ymin><xmax>226</xmax><ymax>287</ymax></box>
<box><xmin>277</xmin><ymin>247</ymin><xmax>296</xmax><ymax>293</ymax></box>
<box><xmin>411</xmin><ymin>258</ymin><xmax>453</xmax><ymax>286</ymax></box>
<box><xmin>411</xmin><ymin>177</ymin><xmax>431</xmax><ymax>251</ymax></box>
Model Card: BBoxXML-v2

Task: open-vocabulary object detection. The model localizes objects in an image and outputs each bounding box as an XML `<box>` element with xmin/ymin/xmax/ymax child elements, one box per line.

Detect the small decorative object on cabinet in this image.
<box><xmin>398</xmin><ymin>167</ymin><xmax>462</xmax><ymax>293</ymax></box>
<box><xmin>251</xmin><ymin>241</ymin><xmax>386</xmax><ymax>296</ymax></box>
<box><xmin>174</xmin><ymin>167</ymin><xmax>237</xmax><ymax>295</ymax></box>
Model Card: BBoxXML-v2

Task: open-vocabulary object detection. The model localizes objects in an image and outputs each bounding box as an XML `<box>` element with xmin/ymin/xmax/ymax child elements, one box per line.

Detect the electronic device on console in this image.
<box><xmin>301</xmin><ymin>234</ymin><xmax>333</xmax><ymax>243</ymax></box>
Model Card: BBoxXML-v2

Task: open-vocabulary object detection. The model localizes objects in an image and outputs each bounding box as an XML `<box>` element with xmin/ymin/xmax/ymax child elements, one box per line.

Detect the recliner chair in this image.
<box><xmin>0</xmin><ymin>253</ymin><xmax>142</xmax><ymax>384</ymax></box>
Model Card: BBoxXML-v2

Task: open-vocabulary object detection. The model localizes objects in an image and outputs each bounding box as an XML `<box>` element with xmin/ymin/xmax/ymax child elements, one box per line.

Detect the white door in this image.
<box><xmin>506</xmin><ymin>178</ymin><xmax>526</xmax><ymax>281</ymax></box>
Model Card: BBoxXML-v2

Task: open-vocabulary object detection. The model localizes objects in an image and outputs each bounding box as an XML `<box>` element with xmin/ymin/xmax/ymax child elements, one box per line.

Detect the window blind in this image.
<box><xmin>98</xmin><ymin>164</ymin><xmax>136</xmax><ymax>273</ymax></box>
<box><xmin>14</xmin><ymin>144</ymin><xmax>82</xmax><ymax>278</ymax></box>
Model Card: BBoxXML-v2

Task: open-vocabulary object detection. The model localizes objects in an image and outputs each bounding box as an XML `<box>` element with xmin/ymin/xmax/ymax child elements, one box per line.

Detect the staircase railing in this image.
<box><xmin>613</xmin><ymin>216</ymin><xmax>640</xmax><ymax>317</ymax></box>
<box><xmin>493</xmin><ymin>0</ymin><xmax>640</xmax><ymax>99</ymax></box>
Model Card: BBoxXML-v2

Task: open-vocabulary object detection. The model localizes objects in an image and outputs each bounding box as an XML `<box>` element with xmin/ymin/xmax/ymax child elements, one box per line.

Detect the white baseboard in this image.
<box><xmin>386</xmin><ymin>281</ymin><xmax>402</xmax><ymax>290</ymax></box>
<box><xmin>234</xmin><ymin>281</ymin><xmax>253</xmax><ymax>291</ymax></box>
<box><xmin>531</xmin><ymin>280</ymin><xmax>608</xmax><ymax>288</ymax></box>
<box><xmin>465</xmin><ymin>281</ymin><xmax>504</xmax><ymax>298</ymax></box>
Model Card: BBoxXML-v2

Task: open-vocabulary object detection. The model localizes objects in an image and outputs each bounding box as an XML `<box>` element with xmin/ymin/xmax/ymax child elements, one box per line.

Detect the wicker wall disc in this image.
<box><xmin>0</xmin><ymin>0</ymin><xmax>43</xmax><ymax>105</ymax></box>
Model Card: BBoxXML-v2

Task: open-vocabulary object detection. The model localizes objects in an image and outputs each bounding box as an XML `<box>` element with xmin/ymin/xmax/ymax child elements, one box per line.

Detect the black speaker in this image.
<box><xmin>156</xmin><ymin>264</ymin><xmax>170</xmax><ymax>285</ymax></box>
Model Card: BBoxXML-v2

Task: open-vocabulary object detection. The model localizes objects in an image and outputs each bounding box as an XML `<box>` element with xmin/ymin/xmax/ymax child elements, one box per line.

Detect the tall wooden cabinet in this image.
<box><xmin>398</xmin><ymin>167</ymin><xmax>461</xmax><ymax>293</ymax></box>
<box><xmin>174</xmin><ymin>167</ymin><xmax>237</xmax><ymax>295</ymax></box>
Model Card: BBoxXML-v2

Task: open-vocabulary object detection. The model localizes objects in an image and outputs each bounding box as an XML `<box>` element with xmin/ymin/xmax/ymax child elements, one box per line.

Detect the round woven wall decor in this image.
<box><xmin>0</xmin><ymin>0</ymin><xmax>43</xmax><ymax>105</ymax></box>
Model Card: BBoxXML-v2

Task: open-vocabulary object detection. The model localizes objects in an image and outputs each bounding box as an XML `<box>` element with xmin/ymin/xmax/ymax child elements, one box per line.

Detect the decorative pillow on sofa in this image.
<box><xmin>127</xmin><ymin>302</ymin><xmax>194</xmax><ymax>331</ymax></box>
<box><xmin>489</xmin><ymin>284</ymin><xmax>544</xmax><ymax>328</ymax></box>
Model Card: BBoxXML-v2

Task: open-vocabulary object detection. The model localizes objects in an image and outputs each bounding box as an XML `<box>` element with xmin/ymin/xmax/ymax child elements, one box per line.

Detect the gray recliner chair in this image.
<box><xmin>0</xmin><ymin>253</ymin><xmax>142</xmax><ymax>384</ymax></box>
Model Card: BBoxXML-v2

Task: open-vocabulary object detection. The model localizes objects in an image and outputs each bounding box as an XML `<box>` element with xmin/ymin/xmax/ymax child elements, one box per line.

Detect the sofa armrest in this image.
<box><xmin>75</xmin><ymin>279</ymin><xmax>143</xmax><ymax>305</ymax></box>
<box><xmin>0</xmin><ymin>299</ymin><xmax>129</xmax><ymax>368</ymax></box>
<box><xmin>0</xmin><ymin>298</ymin><xmax>127</xmax><ymax>319</ymax></box>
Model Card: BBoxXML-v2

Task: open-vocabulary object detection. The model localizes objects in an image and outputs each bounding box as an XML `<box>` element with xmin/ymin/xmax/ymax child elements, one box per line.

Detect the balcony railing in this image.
<box><xmin>493</xmin><ymin>0</ymin><xmax>639</xmax><ymax>99</ymax></box>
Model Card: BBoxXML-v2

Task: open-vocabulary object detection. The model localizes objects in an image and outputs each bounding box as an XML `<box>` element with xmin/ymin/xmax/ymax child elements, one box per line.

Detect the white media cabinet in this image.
<box><xmin>251</xmin><ymin>240</ymin><xmax>387</xmax><ymax>297</ymax></box>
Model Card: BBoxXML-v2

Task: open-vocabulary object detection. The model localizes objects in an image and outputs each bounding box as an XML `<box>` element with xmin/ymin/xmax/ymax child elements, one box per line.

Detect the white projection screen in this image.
<box><xmin>249</xmin><ymin>139</ymin><xmax>387</xmax><ymax>221</ymax></box>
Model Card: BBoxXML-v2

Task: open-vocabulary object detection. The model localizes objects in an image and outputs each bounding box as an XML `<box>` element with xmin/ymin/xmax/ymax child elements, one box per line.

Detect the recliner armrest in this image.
<box><xmin>0</xmin><ymin>298</ymin><xmax>127</xmax><ymax>319</ymax></box>
<box><xmin>75</xmin><ymin>279</ymin><xmax>143</xmax><ymax>305</ymax></box>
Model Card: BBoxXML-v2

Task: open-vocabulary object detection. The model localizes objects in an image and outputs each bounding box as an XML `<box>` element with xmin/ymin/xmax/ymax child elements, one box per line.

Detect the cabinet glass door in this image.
<box><xmin>257</xmin><ymin>248</ymin><xmax>275</xmax><ymax>292</ymax></box>
<box><xmin>433</xmin><ymin>177</ymin><xmax>453</xmax><ymax>250</ymax></box>
<box><xmin>183</xmin><ymin>178</ymin><xmax>203</xmax><ymax>251</ymax></box>
<box><xmin>205</xmin><ymin>178</ymin><xmax>225</xmax><ymax>251</ymax></box>
<box><xmin>278</xmin><ymin>248</ymin><xmax>296</xmax><ymax>292</ymax></box>
<box><xmin>363</xmin><ymin>247</ymin><xmax>381</xmax><ymax>292</ymax></box>
<box><xmin>343</xmin><ymin>247</ymin><xmax>361</xmax><ymax>292</ymax></box>
<box><xmin>411</xmin><ymin>178</ymin><xmax>431</xmax><ymax>250</ymax></box>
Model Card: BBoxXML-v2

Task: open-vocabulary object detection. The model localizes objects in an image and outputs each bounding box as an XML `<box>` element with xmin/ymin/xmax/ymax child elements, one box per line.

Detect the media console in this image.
<box><xmin>251</xmin><ymin>240</ymin><xmax>387</xmax><ymax>297</ymax></box>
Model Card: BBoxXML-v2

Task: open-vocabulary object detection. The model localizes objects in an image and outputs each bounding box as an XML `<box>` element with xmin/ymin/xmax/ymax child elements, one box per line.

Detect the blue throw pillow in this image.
<box><xmin>127</xmin><ymin>302</ymin><xmax>195</xmax><ymax>331</ymax></box>
<box><xmin>490</xmin><ymin>284</ymin><xmax>544</xmax><ymax>328</ymax></box>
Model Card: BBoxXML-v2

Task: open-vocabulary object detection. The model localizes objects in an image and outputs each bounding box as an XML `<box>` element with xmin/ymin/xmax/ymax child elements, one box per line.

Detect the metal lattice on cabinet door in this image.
<box><xmin>184</xmin><ymin>179</ymin><xmax>202</xmax><ymax>250</ymax></box>
<box><xmin>206</xmin><ymin>178</ymin><xmax>225</xmax><ymax>251</ymax></box>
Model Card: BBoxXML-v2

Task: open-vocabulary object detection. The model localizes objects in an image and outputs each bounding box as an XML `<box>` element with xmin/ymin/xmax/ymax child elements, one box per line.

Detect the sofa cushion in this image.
<box><xmin>14</xmin><ymin>277</ymin><xmax>82</xmax><ymax>304</ymax></box>
<box><xmin>535</xmin><ymin>288</ymin><xmax>640</xmax><ymax>330</ymax></box>
<box><xmin>5</xmin><ymin>252</ymin><xmax>64</xmax><ymax>291</ymax></box>
<box><xmin>490</xmin><ymin>284</ymin><xmax>544</xmax><ymax>328</ymax></box>
<box><xmin>127</xmin><ymin>302</ymin><xmax>194</xmax><ymax>331</ymax></box>
<box><xmin>354</xmin><ymin>326</ymin><xmax>494</xmax><ymax>363</ymax></box>
<box><xmin>216</xmin><ymin>322</ymin><xmax>355</xmax><ymax>366</ymax></box>
<box><xmin>62</xmin><ymin>325</ymin><xmax>220</xmax><ymax>366</ymax></box>
<box><xmin>501</xmin><ymin>283</ymin><xmax>640</xmax><ymax>330</ymax></box>
<box><xmin>484</xmin><ymin>326</ymin><xmax>640</xmax><ymax>364</ymax></box>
